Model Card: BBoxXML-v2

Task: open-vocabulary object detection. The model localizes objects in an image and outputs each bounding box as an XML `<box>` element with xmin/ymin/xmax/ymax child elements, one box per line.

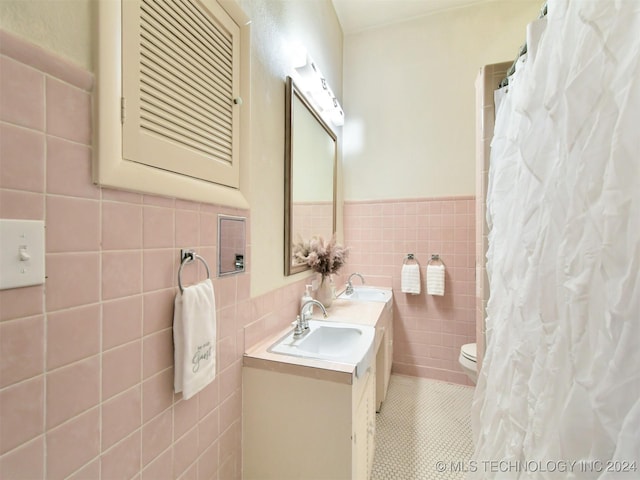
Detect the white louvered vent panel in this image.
<box><xmin>139</xmin><ymin>0</ymin><xmax>234</xmax><ymax>164</ymax></box>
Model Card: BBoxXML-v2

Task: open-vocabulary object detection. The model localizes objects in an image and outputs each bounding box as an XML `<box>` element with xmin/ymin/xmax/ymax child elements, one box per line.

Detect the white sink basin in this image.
<box><xmin>337</xmin><ymin>286</ymin><xmax>392</xmax><ymax>303</ymax></box>
<box><xmin>268</xmin><ymin>320</ymin><xmax>375</xmax><ymax>376</ymax></box>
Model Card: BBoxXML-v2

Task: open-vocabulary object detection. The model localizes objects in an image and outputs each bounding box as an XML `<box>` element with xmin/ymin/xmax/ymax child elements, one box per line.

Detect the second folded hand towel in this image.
<box><xmin>173</xmin><ymin>278</ymin><xmax>217</xmax><ymax>400</ymax></box>
<box><xmin>401</xmin><ymin>263</ymin><xmax>421</xmax><ymax>294</ymax></box>
<box><xmin>426</xmin><ymin>264</ymin><xmax>445</xmax><ymax>296</ymax></box>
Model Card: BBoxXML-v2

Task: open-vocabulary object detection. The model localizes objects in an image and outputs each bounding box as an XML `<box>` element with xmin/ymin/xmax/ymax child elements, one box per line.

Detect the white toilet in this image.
<box><xmin>458</xmin><ymin>343</ymin><xmax>478</xmax><ymax>384</ymax></box>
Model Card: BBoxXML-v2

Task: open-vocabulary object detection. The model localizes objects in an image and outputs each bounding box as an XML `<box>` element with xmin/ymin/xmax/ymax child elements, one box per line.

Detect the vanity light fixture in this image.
<box><xmin>292</xmin><ymin>53</ymin><xmax>344</xmax><ymax>127</ymax></box>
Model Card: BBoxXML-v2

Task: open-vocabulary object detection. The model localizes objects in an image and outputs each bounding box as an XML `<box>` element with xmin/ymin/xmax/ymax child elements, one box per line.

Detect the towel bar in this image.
<box><xmin>178</xmin><ymin>249</ymin><xmax>211</xmax><ymax>294</ymax></box>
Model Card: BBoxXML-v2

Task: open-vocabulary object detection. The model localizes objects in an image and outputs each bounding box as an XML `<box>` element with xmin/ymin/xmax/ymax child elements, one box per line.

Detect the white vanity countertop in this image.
<box><xmin>243</xmin><ymin>294</ymin><xmax>390</xmax><ymax>385</ymax></box>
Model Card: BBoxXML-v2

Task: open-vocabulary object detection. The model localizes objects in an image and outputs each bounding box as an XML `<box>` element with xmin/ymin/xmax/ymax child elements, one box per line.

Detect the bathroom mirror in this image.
<box><xmin>218</xmin><ymin>215</ymin><xmax>246</xmax><ymax>276</ymax></box>
<box><xmin>284</xmin><ymin>76</ymin><xmax>337</xmax><ymax>275</ymax></box>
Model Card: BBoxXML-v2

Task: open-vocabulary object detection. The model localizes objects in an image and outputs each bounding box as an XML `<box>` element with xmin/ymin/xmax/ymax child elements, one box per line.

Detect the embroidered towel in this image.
<box><xmin>401</xmin><ymin>263</ymin><xmax>421</xmax><ymax>294</ymax></box>
<box><xmin>173</xmin><ymin>279</ymin><xmax>217</xmax><ymax>400</ymax></box>
<box><xmin>426</xmin><ymin>264</ymin><xmax>445</xmax><ymax>296</ymax></box>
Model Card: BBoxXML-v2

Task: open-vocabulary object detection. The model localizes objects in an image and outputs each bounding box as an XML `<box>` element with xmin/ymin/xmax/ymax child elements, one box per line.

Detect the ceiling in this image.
<box><xmin>331</xmin><ymin>0</ymin><xmax>490</xmax><ymax>35</ymax></box>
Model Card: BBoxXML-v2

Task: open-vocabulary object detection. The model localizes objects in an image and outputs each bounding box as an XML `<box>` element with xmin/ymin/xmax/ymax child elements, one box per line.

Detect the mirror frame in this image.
<box><xmin>284</xmin><ymin>76</ymin><xmax>338</xmax><ymax>276</ymax></box>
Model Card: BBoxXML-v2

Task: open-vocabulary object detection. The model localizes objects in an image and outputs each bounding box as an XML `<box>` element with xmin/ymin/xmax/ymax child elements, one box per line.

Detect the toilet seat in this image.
<box><xmin>460</xmin><ymin>343</ymin><xmax>477</xmax><ymax>363</ymax></box>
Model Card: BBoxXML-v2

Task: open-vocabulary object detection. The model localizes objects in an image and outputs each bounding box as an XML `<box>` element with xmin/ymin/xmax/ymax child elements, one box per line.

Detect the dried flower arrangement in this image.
<box><xmin>292</xmin><ymin>234</ymin><xmax>349</xmax><ymax>277</ymax></box>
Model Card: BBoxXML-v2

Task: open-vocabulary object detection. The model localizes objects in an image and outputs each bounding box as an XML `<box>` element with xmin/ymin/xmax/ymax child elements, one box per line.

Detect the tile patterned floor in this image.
<box><xmin>372</xmin><ymin>375</ymin><xmax>475</xmax><ymax>480</ymax></box>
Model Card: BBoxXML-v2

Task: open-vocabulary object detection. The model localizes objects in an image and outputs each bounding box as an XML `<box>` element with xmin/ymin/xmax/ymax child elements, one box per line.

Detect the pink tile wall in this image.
<box><xmin>343</xmin><ymin>197</ymin><xmax>476</xmax><ymax>385</ymax></box>
<box><xmin>291</xmin><ymin>201</ymin><xmax>333</xmax><ymax>242</ymax></box>
<box><xmin>0</xmin><ymin>30</ymin><xmax>308</xmax><ymax>480</ymax></box>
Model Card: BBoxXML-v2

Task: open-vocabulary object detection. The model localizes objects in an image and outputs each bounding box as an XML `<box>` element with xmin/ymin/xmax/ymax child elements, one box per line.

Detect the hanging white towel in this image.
<box><xmin>173</xmin><ymin>279</ymin><xmax>217</xmax><ymax>400</ymax></box>
<box><xmin>426</xmin><ymin>264</ymin><xmax>445</xmax><ymax>296</ymax></box>
<box><xmin>401</xmin><ymin>263</ymin><xmax>421</xmax><ymax>294</ymax></box>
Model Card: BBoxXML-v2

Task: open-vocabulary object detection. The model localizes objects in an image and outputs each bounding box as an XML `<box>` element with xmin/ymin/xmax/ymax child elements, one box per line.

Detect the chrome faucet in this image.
<box><xmin>294</xmin><ymin>299</ymin><xmax>328</xmax><ymax>338</ymax></box>
<box><xmin>345</xmin><ymin>272</ymin><xmax>365</xmax><ymax>295</ymax></box>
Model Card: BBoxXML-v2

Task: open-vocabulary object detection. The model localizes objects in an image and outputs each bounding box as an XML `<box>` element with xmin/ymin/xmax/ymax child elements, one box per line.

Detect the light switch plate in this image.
<box><xmin>0</xmin><ymin>219</ymin><xmax>45</xmax><ymax>290</ymax></box>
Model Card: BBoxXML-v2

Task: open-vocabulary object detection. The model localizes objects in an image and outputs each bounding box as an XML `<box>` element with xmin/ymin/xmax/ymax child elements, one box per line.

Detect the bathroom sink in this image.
<box><xmin>297</xmin><ymin>326</ymin><xmax>362</xmax><ymax>356</ymax></box>
<box><xmin>337</xmin><ymin>286</ymin><xmax>392</xmax><ymax>303</ymax></box>
<box><xmin>268</xmin><ymin>320</ymin><xmax>375</xmax><ymax>376</ymax></box>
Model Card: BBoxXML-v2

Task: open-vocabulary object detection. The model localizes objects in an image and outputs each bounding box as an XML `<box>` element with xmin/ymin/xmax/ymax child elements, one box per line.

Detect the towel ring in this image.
<box><xmin>403</xmin><ymin>253</ymin><xmax>419</xmax><ymax>265</ymax></box>
<box><xmin>428</xmin><ymin>254</ymin><xmax>445</xmax><ymax>266</ymax></box>
<box><xmin>178</xmin><ymin>249</ymin><xmax>211</xmax><ymax>294</ymax></box>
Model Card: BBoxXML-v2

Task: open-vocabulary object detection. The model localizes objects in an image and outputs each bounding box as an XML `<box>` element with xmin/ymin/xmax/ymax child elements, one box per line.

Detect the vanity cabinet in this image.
<box><xmin>242</xmin><ymin>288</ymin><xmax>393</xmax><ymax>479</ymax></box>
<box><xmin>243</xmin><ymin>365</ymin><xmax>376</xmax><ymax>480</ymax></box>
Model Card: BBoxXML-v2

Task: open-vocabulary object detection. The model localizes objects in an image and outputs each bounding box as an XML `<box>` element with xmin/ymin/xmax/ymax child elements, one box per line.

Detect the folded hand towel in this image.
<box><xmin>173</xmin><ymin>279</ymin><xmax>217</xmax><ymax>400</ymax></box>
<box><xmin>426</xmin><ymin>264</ymin><xmax>445</xmax><ymax>296</ymax></box>
<box><xmin>401</xmin><ymin>263</ymin><xmax>421</xmax><ymax>294</ymax></box>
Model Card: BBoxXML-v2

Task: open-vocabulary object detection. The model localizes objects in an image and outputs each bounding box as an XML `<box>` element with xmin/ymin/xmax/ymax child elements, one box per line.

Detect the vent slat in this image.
<box><xmin>141</xmin><ymin>1</ymin><xmax>233</xmax><ymax>85</ymax></box>
<box><xmin>141</xmin><ymin>108</ymin><xmax>232</xmax><ymax>161</ymax></box>
<box><xmin>140</xmin><ymin>76</ymin><xmax>233</xmax><ymax>140</ymax></box>
<box><xmin>180</xmin><ymin>0</ymin><xmax>233</xmax><ymax>51</ymax></box>
<box><xmin>160</xmin><ymin>0</ymin><xmax>233</xmax><ymax>67</ymax></box>
<box><xmin>140</xmin><ymin>90</ymin><xmax>233</xmax><ymax>147</ymax></box>
<box><xmin>140</xmin><ymin>49</ymin><xmax>232</xmax><ymax>123</ymax></box>
<box><xmin>140</xmin><ymin>10</ymin><xmax>232</xmax><ymax>99</ymax></box>
<box><xmin>139</xmin><ymin>62</ymin><xmax>232</xmax><ymax>139</ymax></box>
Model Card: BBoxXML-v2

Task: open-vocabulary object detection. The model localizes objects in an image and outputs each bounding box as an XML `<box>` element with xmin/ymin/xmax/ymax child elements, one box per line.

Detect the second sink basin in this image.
<box><xmin>268</xmin><ymin>319</ymin><xmax>375</xmax><ymax>376</ymax></box>
<box><xmin>337</xmin><ymin>286</ymin><xmax>392</xmax><ymax>303</ymax></box>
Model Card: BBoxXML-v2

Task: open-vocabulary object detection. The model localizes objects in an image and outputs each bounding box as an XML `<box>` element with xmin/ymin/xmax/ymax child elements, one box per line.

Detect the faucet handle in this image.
<box><xmin>293</xmin><ymin>315</ymin><xmax>306</xmax><ymax>336</ymax></box>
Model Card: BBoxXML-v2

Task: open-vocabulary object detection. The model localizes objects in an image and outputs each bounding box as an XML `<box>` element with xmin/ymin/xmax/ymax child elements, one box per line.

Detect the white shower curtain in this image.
<box><xmin>472</xmin><ymin>1</ymin><xmax>640</xmax><ymax>478</ymax></box>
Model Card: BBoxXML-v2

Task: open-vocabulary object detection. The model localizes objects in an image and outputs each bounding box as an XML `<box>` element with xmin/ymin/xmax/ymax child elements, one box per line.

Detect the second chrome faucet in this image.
<box><xmin>345</xmin><ymin>272</ymin><xmax>365</xmax><ymax>295</ymax></box>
